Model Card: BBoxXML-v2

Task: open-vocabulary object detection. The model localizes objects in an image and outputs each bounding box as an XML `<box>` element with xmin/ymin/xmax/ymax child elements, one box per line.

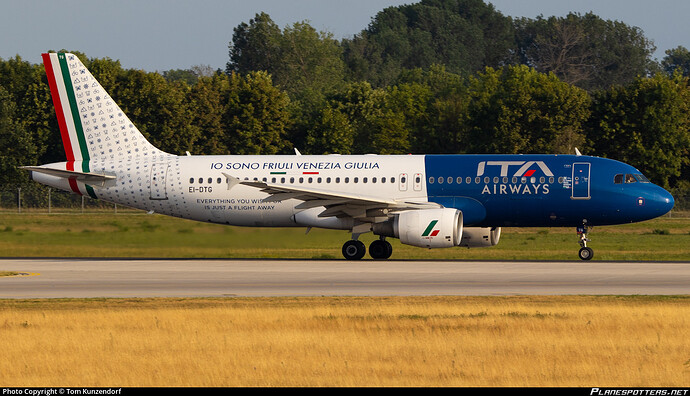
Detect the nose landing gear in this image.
<box><xmin>577</xmin><ymin>222</ymin><xmax>593</xmax><ymax>260</ymax></box>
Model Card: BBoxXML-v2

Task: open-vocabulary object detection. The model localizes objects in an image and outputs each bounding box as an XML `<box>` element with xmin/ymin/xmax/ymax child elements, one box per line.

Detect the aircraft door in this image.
<box><xmin>413</xmin><ymin>173</ymin><xmax>423</xmax><ymax>191</ymax></box>
<box><xmin>572</xmin><ymin>162</ymin><xmax>591</xmax><ymax>200</ymax></box>
<box><xmin>399</xmin><ymin>173</ymin><xmax>408</xmax><ymax>191</ymax></box>
<box><xmin>150</xmin><ymin>163</ymin><xmax>169</xmax><ymax>200</ymax></box>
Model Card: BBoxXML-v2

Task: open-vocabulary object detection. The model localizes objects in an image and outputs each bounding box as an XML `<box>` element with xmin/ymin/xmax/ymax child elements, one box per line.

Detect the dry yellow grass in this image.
<box><xmin>0</xmin><ymin>296</ymin><xmax>688</xmax><ymax>387</ymax></box>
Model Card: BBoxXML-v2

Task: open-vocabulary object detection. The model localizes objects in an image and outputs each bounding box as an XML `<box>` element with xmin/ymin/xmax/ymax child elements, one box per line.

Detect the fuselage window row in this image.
<box><xmin>429</xmin><ymin>176</ymin><xmax>556</xmax><ymax>185</ymax></box>
<box><xmin>189</xmin><ymin>175</ymin><xmax>561</xmax><ymax>186</ymax></box>
<box><xmin>189</xmin><ymin>176</ymin><xmax>403</xmax><ymax>185</ymax></box>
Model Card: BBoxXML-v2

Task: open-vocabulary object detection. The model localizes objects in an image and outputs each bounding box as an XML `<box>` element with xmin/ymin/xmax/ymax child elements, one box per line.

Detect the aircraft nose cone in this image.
<box><xmin>661</xmin><ymin>189</ymin><xmax>675</xmax><ymax>215</ymax></box>
<box><xmin>648</xmin><ymin>187</ymin><xmax>675</xmax><ymax>217</ymax></box>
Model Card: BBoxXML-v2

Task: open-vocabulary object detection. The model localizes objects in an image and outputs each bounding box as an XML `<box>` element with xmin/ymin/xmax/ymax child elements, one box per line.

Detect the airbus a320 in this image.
<box><xmin>23</xmin><ymin>53</ymin><xmax>675</xmax><ymax>260</ymax></box>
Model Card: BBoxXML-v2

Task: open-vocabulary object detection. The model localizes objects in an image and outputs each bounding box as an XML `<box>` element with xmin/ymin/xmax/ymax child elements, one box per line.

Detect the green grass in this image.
<box><xmin>0</xmin><ymin>210</ymin><xmax>689</xmax><ymax>261</ymax></box>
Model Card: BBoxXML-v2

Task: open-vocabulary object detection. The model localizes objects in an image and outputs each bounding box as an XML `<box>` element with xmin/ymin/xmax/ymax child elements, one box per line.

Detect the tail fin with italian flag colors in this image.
<box><xmin>41</xmin><ymin>52</ymin><xmax>169</xmax><ymax>167</ymax></box>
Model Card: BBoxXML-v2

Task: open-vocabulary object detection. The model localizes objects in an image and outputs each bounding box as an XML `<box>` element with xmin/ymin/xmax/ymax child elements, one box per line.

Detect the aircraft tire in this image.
<box><xmin>343</xmin><ymin>240</ymin><xmax>366</xmax><ymax>260</ymax></box>
<box><xmin>369</xmin><ymin>240</ymin><xmax>393</xmax><ymax>260</ymax></box>
<box><xmin>578</xmin><ymin>247</ymin><xmax>594</xmax><ymax>261</ymax></box>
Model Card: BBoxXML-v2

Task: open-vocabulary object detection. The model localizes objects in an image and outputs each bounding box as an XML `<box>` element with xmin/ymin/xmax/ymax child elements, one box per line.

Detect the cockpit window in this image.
<box><xmin>634</xmin><ymin>174</ymin><xmax>650</xmax><ymax>183</ymax></box>
<box><xmin>617</xmin><ymin>173</ymin><xmax>651</xmax><ymax>184</ymax></box>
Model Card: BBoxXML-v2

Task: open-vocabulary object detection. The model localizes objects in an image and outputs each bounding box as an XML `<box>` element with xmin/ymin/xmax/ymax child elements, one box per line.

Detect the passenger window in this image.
<box><xmin>447</xmin><ymin>177</ymin><xmax>453</xmax><ymax>184</ymax></box>
<box><xmin>428</xmin><ymin>177</ymin><xmax>435</xmax><ymax>184</ymax></box>
<box><xmin>189</xmin><ymin>178</ymin><xmax>194</xmax><ymax>184</ymax></box>
<box><xmin>457</xmin><ymin>177</ymin><xmax>462</xmax><ymax>184</ymax></box>
<box><xmin>614</xmin><ymin>174</ymin><xmax>624</xmax><ymax>184</ymax></box>
<box><xmin>438</xmin><ymin>177</ymin><xmax>443</xmax><ymax>184</ymax></box>
<box><xmin>217</xmin><ymin>178</ymin><xmax>222</xmax><ymax>184</ymax></box>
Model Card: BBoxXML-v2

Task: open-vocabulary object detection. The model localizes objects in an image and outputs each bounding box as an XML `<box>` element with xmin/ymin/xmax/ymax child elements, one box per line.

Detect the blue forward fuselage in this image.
<box><xmin>424</xmin><ymin>154</ymin><xmax>674</xmax><ymax>227</ymax></box>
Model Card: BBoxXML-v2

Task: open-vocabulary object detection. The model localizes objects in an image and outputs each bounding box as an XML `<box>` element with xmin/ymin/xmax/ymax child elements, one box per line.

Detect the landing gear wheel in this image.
<box><xmin>342</xmin><ymin>240</ymin><xmax>366</xmax><ymax>260</ymax></box>
<box><xmin>369</xmin><ymin>239</ymin><xmax>393</xmax><ymax>260</ymax></box>
<box><xmin>578</xmin><ymin>246</ymin><xmax>594</xmax><ymax>261</ymax></box>
<box><xmin>576</xmin><ymin>221</ymin><xmax>593</xmax><ymax>261</ymax></box>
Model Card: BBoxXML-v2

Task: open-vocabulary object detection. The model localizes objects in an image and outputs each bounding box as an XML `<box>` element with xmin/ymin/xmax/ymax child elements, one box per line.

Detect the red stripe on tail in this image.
<box><xmin>42</xmin><ymin>53</ymin><xmax>75</xmax><ymax>162</ymax></box>
<box><xmin>42</xmin><ymin>54</ymin><xmax>81</xmax><ymax>195</ymax></box>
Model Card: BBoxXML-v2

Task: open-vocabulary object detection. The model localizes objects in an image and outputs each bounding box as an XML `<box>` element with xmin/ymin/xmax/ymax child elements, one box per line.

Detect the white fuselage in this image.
<box><xmin>34</xmin><ymin>154</ymin><xmax>429</xmax><ymax>228</ymax></box>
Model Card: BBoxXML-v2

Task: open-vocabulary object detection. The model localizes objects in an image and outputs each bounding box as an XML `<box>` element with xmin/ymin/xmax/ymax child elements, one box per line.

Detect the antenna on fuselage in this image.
<box><xmin>575</xmin><ymin>148</ymin><xmax>582</xmax><ymax>156</ymax></box>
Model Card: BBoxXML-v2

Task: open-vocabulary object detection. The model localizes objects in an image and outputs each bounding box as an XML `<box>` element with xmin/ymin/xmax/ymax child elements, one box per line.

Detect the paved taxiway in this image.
<box><xmin>1</xmin><ymin>258</ymin><xmax>689</xmax><ymax>298</ymax></box>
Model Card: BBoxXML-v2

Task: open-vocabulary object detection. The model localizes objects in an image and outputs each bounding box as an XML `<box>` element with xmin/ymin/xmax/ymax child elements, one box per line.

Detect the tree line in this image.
<box><xmin>1</xmin><ymin>0</ymin><xmax>689</xmax><ymax>198</ymax></box>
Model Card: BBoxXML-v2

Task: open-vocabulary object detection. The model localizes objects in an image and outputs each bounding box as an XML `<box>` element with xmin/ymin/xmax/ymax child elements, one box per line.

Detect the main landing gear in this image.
<box><xmin>577</xmin><ymin>222</ymin><xmax>593</xmax><ymax>260</ymax></box>
<box><xmin>342</xmin><ymin>237</ymin><xmax>392</xmax><ymax>260</ymax></box>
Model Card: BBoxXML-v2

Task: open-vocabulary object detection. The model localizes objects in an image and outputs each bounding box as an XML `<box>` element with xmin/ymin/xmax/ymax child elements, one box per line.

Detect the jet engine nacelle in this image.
<box><xmin>374</xmin><ymin>208</ymin><xmax>463</xmax><ymax>248</ymax></box>
<box><xmin>459</xmin><ymin>227</ymin><xmax>502</xmax><ymax>248</ymax></box>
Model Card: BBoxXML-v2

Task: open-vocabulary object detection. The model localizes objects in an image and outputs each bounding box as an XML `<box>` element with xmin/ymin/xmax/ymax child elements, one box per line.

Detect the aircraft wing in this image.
<box><xmin>21</xmin><ymin>166</ymin><xmax>117</xmax><ymax>188</ymax></box>
<box><xmin>223</xmin><ymin>173</ymin><xmax>440</xmax><ymax>220</ymax></box>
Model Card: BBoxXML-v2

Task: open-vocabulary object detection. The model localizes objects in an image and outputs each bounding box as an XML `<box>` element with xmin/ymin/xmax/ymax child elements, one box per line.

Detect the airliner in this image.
<box><xmin>23</xmin><ymin>53</ymin><xmax>675</xmax><ymax>260</ymax></box>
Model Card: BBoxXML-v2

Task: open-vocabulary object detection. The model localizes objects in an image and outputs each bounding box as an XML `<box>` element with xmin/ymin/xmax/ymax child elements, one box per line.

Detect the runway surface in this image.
<box><xmin>1</xmin><ymin>258</ymin><xmax>689</xmax><ymax>298</ymax></box>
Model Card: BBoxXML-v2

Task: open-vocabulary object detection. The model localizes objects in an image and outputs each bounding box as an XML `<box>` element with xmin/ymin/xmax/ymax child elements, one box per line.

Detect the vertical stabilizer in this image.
<box><xmin>41</xmin><ymin>52</ymin><xmax>169</xmax><ymax>168</ymax></box>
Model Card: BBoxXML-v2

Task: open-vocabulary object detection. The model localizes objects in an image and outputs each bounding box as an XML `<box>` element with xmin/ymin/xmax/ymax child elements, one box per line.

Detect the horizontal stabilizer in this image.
<box><xmin>21</xmin><ymin>166</ymin><xmax>117</xmax><ymax>188</ymax></box>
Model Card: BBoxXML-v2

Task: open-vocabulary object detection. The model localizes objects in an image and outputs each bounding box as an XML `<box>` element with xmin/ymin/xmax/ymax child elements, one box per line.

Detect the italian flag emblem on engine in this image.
<box><xmin>422</xmin><ymin>220</ymin><xmax>440</xmax><ymax>237</ymax></box>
